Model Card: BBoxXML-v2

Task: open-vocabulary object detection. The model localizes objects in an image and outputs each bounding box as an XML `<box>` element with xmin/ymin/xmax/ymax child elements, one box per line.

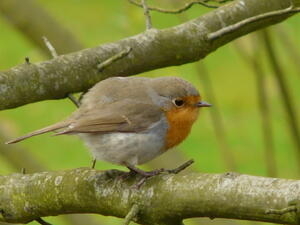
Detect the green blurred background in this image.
<box><xmin>0</xmin><ymin>0</ymin><xmax>299</xmax><ymax>225</ymax></box>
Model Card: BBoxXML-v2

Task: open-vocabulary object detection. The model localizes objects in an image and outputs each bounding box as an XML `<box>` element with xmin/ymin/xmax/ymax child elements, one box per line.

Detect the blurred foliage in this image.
<box><xmin>0</xmin><ymin>0</ymin><xmax>299</xmax><ymax>225</ymax></box>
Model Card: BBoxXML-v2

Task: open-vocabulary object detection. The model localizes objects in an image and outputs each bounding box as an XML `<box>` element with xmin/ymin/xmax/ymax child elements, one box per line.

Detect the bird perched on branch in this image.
<box><xmin>6</xmin><ymin>76</ymin><xmax>211</xmax><ymax>178</ymax></box>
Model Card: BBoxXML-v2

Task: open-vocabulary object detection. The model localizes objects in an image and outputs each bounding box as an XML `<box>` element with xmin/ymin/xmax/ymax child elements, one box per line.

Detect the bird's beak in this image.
<box><xmin>196</xmin><ymin>101</ymin><xmax>212</xmax><ymax>107</ymax></box>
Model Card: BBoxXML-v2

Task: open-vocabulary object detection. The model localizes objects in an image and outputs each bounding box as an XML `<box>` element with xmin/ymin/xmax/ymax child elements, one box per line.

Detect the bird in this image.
<box><xmin>6</xmin><ymin>76</ymin><xmax>211</xmax><ymax>177</ymax></box>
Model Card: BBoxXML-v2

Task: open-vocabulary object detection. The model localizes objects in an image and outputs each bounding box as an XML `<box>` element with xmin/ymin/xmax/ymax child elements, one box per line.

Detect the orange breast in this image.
<box><xmin>165</xmin><ymin>104</ymin><xmax>199</xmax><ymax>150</ymax></box>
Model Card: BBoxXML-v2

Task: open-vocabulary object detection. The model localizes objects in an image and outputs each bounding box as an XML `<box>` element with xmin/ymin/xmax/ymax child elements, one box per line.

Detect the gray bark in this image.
<box><xmin>0</xmin><ymin>169</ymin><xmax>299</xmax><ymax>225</ymax></box>
<box><xmin>0</xmin><ymin>0</ymin><xmax>299</xmax><ymax>110</ymax></box>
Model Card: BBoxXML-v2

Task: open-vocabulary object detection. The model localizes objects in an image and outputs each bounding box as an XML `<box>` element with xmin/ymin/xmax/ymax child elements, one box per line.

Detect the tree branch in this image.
<box><xmin>128</xmin><ymin>0</ymin><xmax>219</xmax><ymax>12</ymax></box>
<box><xmin>0</xmin><ymin>0</ymin><xmax>299</xmax><ymax>110</ymax></box>
<box><xmin>0</xmin><ymin>168</ymin><xmax>300</xmax><ymax>225</ymax></box>
<box><xmin>207</xmin><ymin>4</ymin><xmax>300</xmax><ymax>40</ymax></box>
<box><xmin>141</xmin><ymin>0</ymin><xmax>152</xmax><ymax>29</ymax></box>
<box><xmin>42</xmin><ymin>36</ymin><xmax>81</xmax><ymax>108</ymax></box>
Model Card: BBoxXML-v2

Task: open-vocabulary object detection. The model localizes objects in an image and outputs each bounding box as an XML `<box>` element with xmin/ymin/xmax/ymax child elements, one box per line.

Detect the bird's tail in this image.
<box><xmin>5</xmin><ymin>121</ymin><xmax>70</xmax><ymax>144</ymax></box>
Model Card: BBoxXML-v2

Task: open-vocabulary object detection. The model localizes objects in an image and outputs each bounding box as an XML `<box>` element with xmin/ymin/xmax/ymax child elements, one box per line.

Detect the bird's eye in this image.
<box><xmin>173</xmin><ymin>99</ymin><xmax>185</xmax><ymax>107</ymax></box>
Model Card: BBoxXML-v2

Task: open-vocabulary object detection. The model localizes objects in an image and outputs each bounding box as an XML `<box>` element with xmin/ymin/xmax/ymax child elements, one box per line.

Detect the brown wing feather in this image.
<box><xmin>56</xmin><ymin>101</ymin><xmax>163</xmax><ymax>135</ymax></box>
<box><xmin>6</xmin><ymin>100</ymin><xmax>163</xmax><ymax>143</ymax></box>
<box><xmin>6</xmin><ymin>120</ymin><xmax>70</xmax><ymax>144</ymax></box>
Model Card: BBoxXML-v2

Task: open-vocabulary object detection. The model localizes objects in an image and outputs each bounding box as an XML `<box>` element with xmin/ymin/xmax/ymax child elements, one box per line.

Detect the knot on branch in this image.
<box><xmin>222</xmin><ymin>172</ymin><xmax>240</xmax><ymax>179</ymax></box>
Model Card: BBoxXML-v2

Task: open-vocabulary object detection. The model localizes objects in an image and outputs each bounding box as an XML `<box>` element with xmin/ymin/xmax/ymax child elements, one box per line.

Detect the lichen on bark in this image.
<box><xmin>0</xmin><ymin>0</ymin><xmax>299</xmax><ymax>110</ymax></box>
<box><xmin>0</xmin><ymin>168</ymin><xmax>300</xmax><ymax>225</ymax></box>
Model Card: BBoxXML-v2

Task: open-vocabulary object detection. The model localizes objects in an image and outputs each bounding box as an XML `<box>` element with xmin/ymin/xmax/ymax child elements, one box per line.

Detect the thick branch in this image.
<box><xmin>0</xmin><ymin>0</ymin><xmax>299</xmax><ymax>110</ymax></box>
<box><xmin>0</xmin><ymin>168</ymin><xmax>300</xmax><ymax>225</ymax></box>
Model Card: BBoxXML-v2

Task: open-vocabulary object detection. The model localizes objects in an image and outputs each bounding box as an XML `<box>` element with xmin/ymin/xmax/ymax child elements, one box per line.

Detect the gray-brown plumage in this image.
<box><xmin>6</xmin><ymin>76</ymin><xmax>210</xmax><ymax>167</ymax></box>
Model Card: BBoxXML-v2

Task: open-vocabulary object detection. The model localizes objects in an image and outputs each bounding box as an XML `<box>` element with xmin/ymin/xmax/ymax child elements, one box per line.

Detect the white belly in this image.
<box><xmin>78</xmin><ymin>118</ymin><xmax>168</xmax><ymax>166</ymax></box>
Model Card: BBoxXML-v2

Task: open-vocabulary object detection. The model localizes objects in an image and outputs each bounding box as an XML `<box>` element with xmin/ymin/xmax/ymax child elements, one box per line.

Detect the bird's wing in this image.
<box><xmin>56</xmin><ymin>100</ymin><xmax>163</xmax><ymax>135</ymax></box>
<box><xmin>6</xmin><ymin>120</ymin><xmax>71</xmax><ymax>144</ymax></box>
<box><xmin>6</xmin><ymin>101</ymin><xmax>163</xmax><ymax>144</ymax></box>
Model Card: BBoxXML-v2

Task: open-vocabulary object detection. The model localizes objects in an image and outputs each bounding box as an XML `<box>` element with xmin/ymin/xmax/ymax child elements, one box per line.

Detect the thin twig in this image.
<box><xmin>277</xmin><ymin>25</ymin><xmax>300</xmax><ymax>77</ymax></box>
<box><xmin>261</xmin><ymin>29</ymin><xmax>300</xmax><ymax>173</ymax></box>
<box><xmin>67</xmin><ymin>93</ymin><xmax>80</xmax><ymax>108</ymax></box>
<box><xmin>35</xmin><ymin>217</ymin><xmax>53</xmax><ymax>225</ymax></box>
<box><xmin>130</xmin><ymin>160</ymin><xmax>194</xmax><ymax>189</ymax></box>
<box><xmin>97</xmin><ymin>47</ymin><xmax>132</xmax><ymax>71</ymax></box>
<box><xmin>209</xmin><ymin>0</ymin><xmax>232</xmax><ymax>3</ymax></box>
<box><xmin>253</xmin><ymin>54</ymin><xmax>277</xmax><ymax>177</ymax></box>
<box><xmin>91</xmin><ymin>159</ymin><xmax>96</xmax><ymax>169</ymax></box>
<box><xmin>25</xmin><ymin>57</ymin><xmax>30</xmax><ymax>64</ymax></box>
<box><xmin>208</xmin><ymin>5</ymin><xmax>300</xmax><ymax>41</ymax></box>
<box><xmin>123</xmin><ymin>204</ymin><xmax>139</xmax><ymax>225</ymax></box>
<box><xmin>251</xmin><ymin>35</ymin><xmax>277</xmax><ymax>177</ymax></box>
<box><xmin>141</xmin><ymin>0</ymin><xmax>152</xmax><ymax>29</ymax></box>
<box><xmin>128</xmin><ymin>0</ymin><xmax>218</xmax><ymax>14</ymax></box>
<box><xmin>42</xmin><ymin>36</ymin><xmax>58</xmax><ymax>58</ymax></box>
<box><xmin>234</xmin><ymin>38</ymin><xmax>277</xmax><ymax>177</ymax></box>
<box><xmin>42</xmin><ymin>36</ymin><xmax>80</xmax><ymax>108</ymax></box>
<box><xmin>168</xmin><ymin>159</ymin><xmax>194</xmax><ymax>174</ymax></box>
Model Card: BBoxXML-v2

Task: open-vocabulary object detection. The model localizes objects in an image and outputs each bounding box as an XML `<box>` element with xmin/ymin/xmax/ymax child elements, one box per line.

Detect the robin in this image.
<box><xmin>6</xmin><ymin>76</ymin><xmax>211</xmax><ymax>178</ymax></box>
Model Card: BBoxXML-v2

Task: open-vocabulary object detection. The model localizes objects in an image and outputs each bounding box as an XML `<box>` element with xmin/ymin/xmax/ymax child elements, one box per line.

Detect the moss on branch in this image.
<box><xmin>0</xmin><ymin>168</ymin><xmax>300</xmax><ymax>225</ymax></box>
<box><xmin>0</xmin><ymin>0</ymin><xmax>299</xmax><ymax>110</ymax></box>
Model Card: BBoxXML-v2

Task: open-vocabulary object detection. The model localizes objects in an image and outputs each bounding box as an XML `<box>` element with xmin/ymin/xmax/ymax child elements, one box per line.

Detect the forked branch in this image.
<box><xmin>0</xmin><ymin>0</ymin><xmax>299</xmax><ymax>110</ymax></box>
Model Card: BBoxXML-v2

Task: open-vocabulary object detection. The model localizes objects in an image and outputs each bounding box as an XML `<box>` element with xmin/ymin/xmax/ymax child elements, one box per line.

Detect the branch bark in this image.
<box><xmin>0</xmin><ymin>0</ymin><xmax>299</xmax><ymax>110</ymax></box>
<box><xmin>0</xmin><ymin>168</ymin><xmax>300</xmax><ymax>225</ymax></box>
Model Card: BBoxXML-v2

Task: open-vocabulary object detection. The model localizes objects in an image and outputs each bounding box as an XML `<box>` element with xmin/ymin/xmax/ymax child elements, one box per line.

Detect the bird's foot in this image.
<box><xmin>126</xmin><ymin>165</ymin><xmax>164</xmax><ymax>188</ymax></box>
<box><xmin>126</xmin><ymin>159</ymin><xmax>194</xmax><ymax>188</ymax></box>
<box><xmin>117</xmin><ymin>169</ymin><xmax>137</xmax><ymax>180</ymax></box>
<box><xmin>127</xmin><ymin>165</ymin><xmax>164</xmax><ymax>177</ymax></box>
